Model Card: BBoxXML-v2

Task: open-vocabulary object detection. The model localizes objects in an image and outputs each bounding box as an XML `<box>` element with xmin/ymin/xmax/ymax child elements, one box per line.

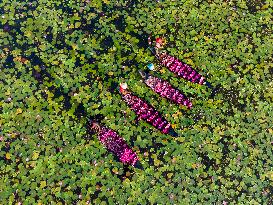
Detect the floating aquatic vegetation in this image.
<box><xmin>1</xmin><ymin>0</ymin><xmax>272</xmax><ymax>204</ymax></box>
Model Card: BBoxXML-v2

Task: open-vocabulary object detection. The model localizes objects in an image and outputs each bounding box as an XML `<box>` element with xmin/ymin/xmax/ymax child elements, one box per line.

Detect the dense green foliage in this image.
<box><xmin>1</xmin><ymin>0</ymin><xmax>273</xmax><ymax>204</ymax></box>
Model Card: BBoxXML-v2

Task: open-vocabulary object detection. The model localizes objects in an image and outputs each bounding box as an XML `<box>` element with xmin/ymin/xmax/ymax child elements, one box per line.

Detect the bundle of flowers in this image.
<box><xmin>139</xmin><ymin>70</ymin><xmax>192</xmax><ymax>109</ymax></box>
<box><xmin>119</xmin><ymin>83</ymin><xmax>178</xmax><ymax>137</ymax></box>
<box><xmin>87</xmin><ymin>120</ymin><xmax>140</xmax><ymax>167</ymax></box>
